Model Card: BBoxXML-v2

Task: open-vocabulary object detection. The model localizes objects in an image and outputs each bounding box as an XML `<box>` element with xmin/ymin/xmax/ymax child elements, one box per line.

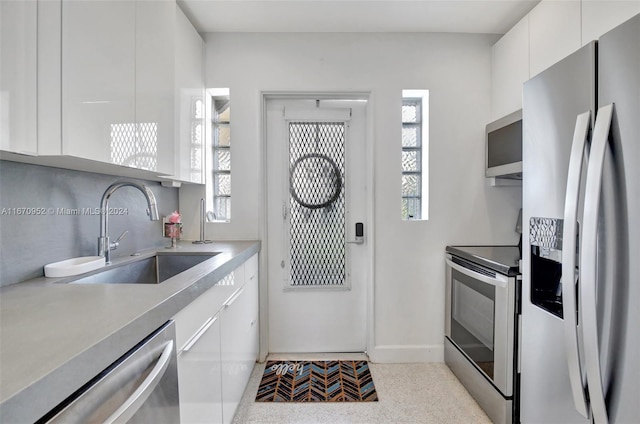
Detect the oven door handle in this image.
<box><xmin>445</xmin><ymin>258</ymin><xmax>508</xmax><ymax>288</ymax></box>
<box><xmin>561</xmin><ymin>110</ymin><xmax>591</xmax><ymax>419</ymax></box>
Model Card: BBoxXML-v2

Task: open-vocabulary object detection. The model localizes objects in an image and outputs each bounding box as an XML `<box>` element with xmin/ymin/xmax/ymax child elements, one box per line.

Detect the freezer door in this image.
<box><xmin>521</xmin><ymin>42</ymin><xmax>595</xmax><ymax>424</ymax></box>
<box><xmin>593</xmin><ymin>13</ymin><xmax>640</xmax><ymax>424</ymax></box>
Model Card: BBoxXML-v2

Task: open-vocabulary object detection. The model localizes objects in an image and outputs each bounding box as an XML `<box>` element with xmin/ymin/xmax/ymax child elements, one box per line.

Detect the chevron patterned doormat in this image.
<box><xmin>255</xmin><ymin>360</ymin><xmax>378</xmax><ymax>402</ymax></box>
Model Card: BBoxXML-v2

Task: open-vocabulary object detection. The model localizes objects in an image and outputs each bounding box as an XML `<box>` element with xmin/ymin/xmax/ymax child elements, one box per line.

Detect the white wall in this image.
<box><xmin>197</xmin><ymin>32</ymin><xmax>522</xmax><ymax>362</ymax></box>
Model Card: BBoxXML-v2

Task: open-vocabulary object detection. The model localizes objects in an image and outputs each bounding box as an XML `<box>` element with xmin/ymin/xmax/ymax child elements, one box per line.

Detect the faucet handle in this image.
<box><xmin>115</xmin><ymin>230</ymin><xmax>128</xmax><ymax>242</ymax></box>
<box><xmin>110</xmin><ymin>230</ymin><xmax>129</xmax><ymax>250</ymax></box>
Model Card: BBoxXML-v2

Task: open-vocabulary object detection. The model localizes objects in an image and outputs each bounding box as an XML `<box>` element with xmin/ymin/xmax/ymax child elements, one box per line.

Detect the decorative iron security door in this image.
<box><xmin>287</xmin><ymin>122</ymin><xmax>347</xmax><ymax>287</ymax></box>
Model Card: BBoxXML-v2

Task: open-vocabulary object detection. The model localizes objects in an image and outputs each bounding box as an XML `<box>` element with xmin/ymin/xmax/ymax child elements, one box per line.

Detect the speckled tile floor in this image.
<box><xmin>232</xmin><ymin>355</ymin><xmax>491</xmax><ymax>424</ymax></box>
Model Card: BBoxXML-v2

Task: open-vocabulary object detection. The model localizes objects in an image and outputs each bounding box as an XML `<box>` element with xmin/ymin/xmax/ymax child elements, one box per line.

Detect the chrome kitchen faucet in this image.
<box><xmin>98</xmin><ymin>181</ymin><xmax>159</xmax><ymax>264</ymax></box>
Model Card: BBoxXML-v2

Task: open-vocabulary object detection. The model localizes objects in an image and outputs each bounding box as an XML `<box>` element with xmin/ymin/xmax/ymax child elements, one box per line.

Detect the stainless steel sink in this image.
<box><xmin>66</xmin><ymin>252</ymin><xmax>220</xmax><ymax>285</ymax></box>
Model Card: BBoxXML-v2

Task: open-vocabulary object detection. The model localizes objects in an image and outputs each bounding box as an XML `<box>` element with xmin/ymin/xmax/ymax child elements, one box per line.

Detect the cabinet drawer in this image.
<box><xmin>173</xmin><ymin>267</ymin><xmax>241</xmax><ymax>352</ymax></box>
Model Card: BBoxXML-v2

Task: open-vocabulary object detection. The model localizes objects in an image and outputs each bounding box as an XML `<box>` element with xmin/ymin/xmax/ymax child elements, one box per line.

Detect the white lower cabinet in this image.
<box><xmin>220</xmin><ymin>266</ymin><xmax>259</xmax><ymax>424</ymax></box>
<box><xmin>178</xmin><ymin>312</ymin><xmax>223</xmax><ymax>424</ymax></box>
<box><xmin>173</xmin><ymin>254</ymin><xmax>259</xmax><ymax>424</ymax></box>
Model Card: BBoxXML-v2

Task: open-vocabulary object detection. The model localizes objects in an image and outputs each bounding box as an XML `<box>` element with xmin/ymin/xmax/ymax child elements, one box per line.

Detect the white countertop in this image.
<box><xmin>0</xmin><ymin>240</ymin><xmax>260</xmax><ymax>423</ymax></box>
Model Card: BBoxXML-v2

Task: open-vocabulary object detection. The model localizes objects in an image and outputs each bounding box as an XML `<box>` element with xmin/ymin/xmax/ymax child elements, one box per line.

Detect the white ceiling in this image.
<box><xmin>178</xmin><ymin>0</ymin><xmax>540</xmax><ymax>34</ymax></box>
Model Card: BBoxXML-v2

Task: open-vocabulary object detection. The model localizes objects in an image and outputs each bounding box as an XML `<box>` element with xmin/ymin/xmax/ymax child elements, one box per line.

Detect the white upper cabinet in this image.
<box><xmin>61</xmin><ymin>0</ymin><xmax>175</xmax><ymax>175</ymax></box>
<box><xmin>37</xmin><ymin>1</ymin><xmax>62</xmax><ymax>156</ymax></box>
<box><xmin>62</xmin><ymin>0</ymin><xmax>136</xmax><ymax>165</ymax></box>
<box><xmin>0</xmin><ymin>1</ymin><xmax>38</xmax><ymax>155</ymax></box>
<box><xmin>490</xmin><ymin>0</ymin><xmax>640</xmax><ymax>125</ymax></box>
<box><xmin>173</xmin><ymin>6</ymin><xmax>205</xmax><ymax>184</ymax></box>
<box><xmin>581</xmin><ymin>0</ymin><xmax>640</xmax><ymax>44</ymax></box>
<box><xmin>529</xmin><ymin>0</ymin><xmax>582</xmax><ymax>77</ymax></box>
<box><xmin>491</xmin><ymin>16</ymin><xmax>529</xmax><ymax>120</ymax></box>
<box><xmin>135</xmin><ymin>0</ymin><xmax>175</xmax><ymax>175</ymax></box>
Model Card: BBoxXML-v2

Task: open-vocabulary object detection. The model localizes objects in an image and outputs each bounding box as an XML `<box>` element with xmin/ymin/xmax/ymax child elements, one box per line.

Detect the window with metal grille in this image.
<box><xmin>287</xmin><ymin>122</ymin><xmax>346</xmax><ymax>287</ymax></box>
<box><xmin>401</xmin><ymin>89</ymin><xmax>429</xmax><ymax>220</ymax></box>
<box><xmin>211</xmin><ymin>91</ymin><xmax>231</xmax><ymax>221</ymax></box>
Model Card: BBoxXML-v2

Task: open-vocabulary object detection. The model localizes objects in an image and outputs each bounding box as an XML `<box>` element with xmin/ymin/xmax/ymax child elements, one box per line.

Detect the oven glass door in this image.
<box><xmin>450</xmin><ymin>267</ymin><xmax>496</xmax><ymax>379</ymax></box>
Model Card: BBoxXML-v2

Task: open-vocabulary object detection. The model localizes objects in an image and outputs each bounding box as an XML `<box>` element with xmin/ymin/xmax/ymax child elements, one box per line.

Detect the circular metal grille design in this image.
<box><xmin>289</xmin><ymin>153</ymin><xmax>342</xmax><ymax>209</ymax></box>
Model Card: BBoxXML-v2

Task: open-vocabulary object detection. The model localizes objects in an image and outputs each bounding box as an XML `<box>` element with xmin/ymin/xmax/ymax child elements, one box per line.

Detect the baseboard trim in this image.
<box><xmin>368</xmin><ymin>344</ymin><xmax>444</xmax><ymax>363</ymax></box>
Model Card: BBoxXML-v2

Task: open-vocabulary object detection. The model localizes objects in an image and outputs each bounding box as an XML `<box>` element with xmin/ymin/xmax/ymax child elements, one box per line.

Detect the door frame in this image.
<box><xmin>258</xmin><ymin>91</ymin><xmax>375</xmax><ymax>360</ymax></box>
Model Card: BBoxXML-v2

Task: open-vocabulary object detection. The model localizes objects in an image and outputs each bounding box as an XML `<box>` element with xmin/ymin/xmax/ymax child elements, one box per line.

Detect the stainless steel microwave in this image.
<box><xmin>486</xmin><ymin>109</ymin><xmax>522</xmax><ymax>179</ymax></box>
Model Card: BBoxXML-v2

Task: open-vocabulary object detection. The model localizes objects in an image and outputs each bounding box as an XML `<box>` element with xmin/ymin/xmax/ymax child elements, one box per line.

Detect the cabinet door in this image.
<box><xmin>173</xmin><ymin>6</ymin><xmax>205</xmax><ymax>183</ymax></box>
<box><xmin>0</xmin><ymin>0</ymin><xmax>38</xmax><ymax>155</ymax></box>
<box><xmin>62</xmin><ymin>0</ymin><xmax>136</xmax><ymax>164</ymax></box>
<box><xmin>529</xmin><ymin>0</ymin><xmax>582</xmax><ymax>77</ymax></box>
<box><xmin>135</xmin><ymin>0</ymin><xmax>175</xmax><ymax>175</ymax></box>
<box><xmin>37</xmin><ymin>0</ymin><xmax>62</xmax><ymax>156</ymax></box>
<box><xmin>220</xmin><ymin>265</ymin><xmax>257</xmax><ymax>424</ymax></box>
<box><xmin>220</xmin><ymin>292</ymin><xmax>248</xmax><ymax>424</ymax></box>
<box><xmin>491</xmin><ymin>16</ymin><xmax>529</xmax><ymax>121</ymax></box>
<box><xmin>61</xmin><ymin>0</ymin><xmax>175</xmax><ymax>174</ymax></box>
<box><xmin>582</xmin><ymin>0</ymin><xmax>640</xmax><ymax>45</ymax></box>
<box><xmin>178</xmin><ymin>313</ymin><xmax>223</xmax><ymax>424</ymax></box>
<box><xmin>244</xmin><ymin>256</ymin><xmax>260</xmax><ymax>366</ymax></box>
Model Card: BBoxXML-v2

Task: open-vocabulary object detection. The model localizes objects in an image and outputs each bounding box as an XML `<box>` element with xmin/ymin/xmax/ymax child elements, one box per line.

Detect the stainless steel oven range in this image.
<box><xmin>445</xmin><ymin>245</ymin><xmax>521</xmax><ymax>424</ymax></box>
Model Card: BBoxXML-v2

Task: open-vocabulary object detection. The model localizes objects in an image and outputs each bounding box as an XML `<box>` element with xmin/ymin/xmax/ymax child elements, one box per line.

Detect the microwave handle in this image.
<box><xmin>445</xmin><ymin>257</ymin><xmax>508</xmax><ymax>288</ymax></box>
<box><xmin>561</xmin><ymin>110</ymin><xmax>591</xmax><ymax>419</ymax></box>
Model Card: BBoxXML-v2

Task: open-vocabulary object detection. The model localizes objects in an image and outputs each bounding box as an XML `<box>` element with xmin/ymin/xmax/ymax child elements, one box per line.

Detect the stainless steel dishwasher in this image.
<box><xmin>37</xmin><ymin>321</ymin><xmax>180</xmax><ymax>423</ymax></box>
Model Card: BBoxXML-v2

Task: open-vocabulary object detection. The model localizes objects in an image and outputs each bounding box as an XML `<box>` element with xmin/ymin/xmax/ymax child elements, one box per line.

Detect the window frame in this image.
<box><xmin>208</xmin><ymin>89</ymin><xmax>231</xmax><ymax>222</ymax></box>
<box><xmin>401</xmin><ymin>96</ymin><xmax>423</xmax><ymax>220</ymax></box>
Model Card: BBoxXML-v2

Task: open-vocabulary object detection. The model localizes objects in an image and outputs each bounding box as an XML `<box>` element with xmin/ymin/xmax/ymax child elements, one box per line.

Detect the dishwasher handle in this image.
<box><xmin>104</xmin><ymin>340</ymin><xmax>174</xmax><ymax>424</ymax></box>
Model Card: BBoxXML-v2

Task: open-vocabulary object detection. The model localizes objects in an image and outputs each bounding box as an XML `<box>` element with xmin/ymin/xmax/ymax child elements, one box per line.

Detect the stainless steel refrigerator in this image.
<box><xmin>521</xmin><ymin>14</ymin><xmax>639</xmax><ymax>424</ymax></box>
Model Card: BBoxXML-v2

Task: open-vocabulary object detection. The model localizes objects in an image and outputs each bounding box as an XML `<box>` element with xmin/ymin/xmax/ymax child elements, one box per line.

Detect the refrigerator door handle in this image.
<box><xmin>562</xmin><ymin>110</ymin><xmax>592</xmax><ymax>419</ymax></box>
<box><xmin>581</xmin><ymin>103</ymin><xmax>615</xmax><ymax>424</ymax></box>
